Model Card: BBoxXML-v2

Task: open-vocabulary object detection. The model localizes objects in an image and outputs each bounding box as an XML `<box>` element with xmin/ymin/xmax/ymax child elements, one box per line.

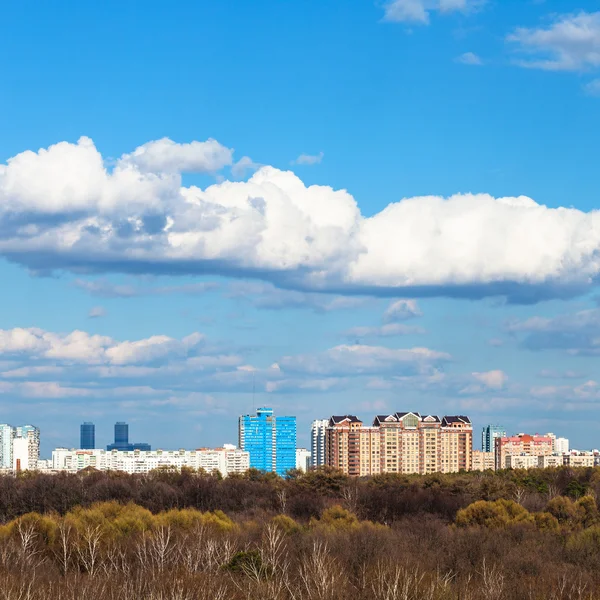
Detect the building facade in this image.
<box><xmin>80</xmin><ymin>422</ymin><xmax>95</xmax><ymax>450</ymax></box>
<box><xmin>52</xmin><ymin>445</ymin><xmax>249</xmax><ymax>476</ymax></box>
<box><xmin>325</xmin><ymin>412</ymin><xmax>472</xmax><ymax>476</ymax></box>
<box><xmin>472</xmin><ymin>450</ymin><xmax>495</xmax><ymax>471</ymax></box>
<box><xmin>494</xmin><ymin>434</ymin><xmax>553</xmax><ymax>470</ymax></box>
<box><xmin>107</xmin><ymin>422</ymin><xmax>151</xmax><ymax>451</ymax></box>
<box><xmin>238</xmin><ymin>408</ymin><xmax>297</xmax><ymax>476</ymax></box>
<box><xmin>310</xmin><ymin>419</ymin><xmax>328</xmax><ymax>468</ymax></box>
<box><xmin>12</xmin><ymin>425</ymin><xmax>40</xmax><ymax>471</ymax></box>
<box><xmin>482</xmin><ymin>425</ymin><xmax>506</xmax><ymax>453</ymax></box>
<box><xmin>296</xmin><ymin>448</ymin><xmax>311</xmax><ymax>472</ymax></box>
<box><xmin>0</xmin><ymin>424</ymin><xmax>15</xmax><ymax>469</ymax></box>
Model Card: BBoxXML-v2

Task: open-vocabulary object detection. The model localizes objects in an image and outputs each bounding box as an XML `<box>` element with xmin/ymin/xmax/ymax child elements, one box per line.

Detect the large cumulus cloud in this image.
<box><xmin>2</xmin><ymin>136</ymin><xmax>600</xmax><ymax>302</ymax></box>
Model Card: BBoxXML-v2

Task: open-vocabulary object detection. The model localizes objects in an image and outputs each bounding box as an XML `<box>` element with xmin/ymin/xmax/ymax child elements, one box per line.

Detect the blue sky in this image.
<box><xmin>2</xmin><ymin>0</ymin><xmax>600</xmax><ymax>455</ymax></box>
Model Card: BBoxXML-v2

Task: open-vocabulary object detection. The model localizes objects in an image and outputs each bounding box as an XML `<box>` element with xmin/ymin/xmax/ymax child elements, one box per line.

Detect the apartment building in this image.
<box><xmin>325</xmin><ymin>412</ymin><xmax>472</xmax><ymax>476</ymax></box>
<box><xmin>51</xmin><ymin>445</ymin><xmax>249</xmax><ymax>476</ymax></box>
<box><xmin>494</xmin><ymin>434</ymin><xmax>553</xmax><ymax>470</ymax></box>
<box><xmin>472</xmin><ymin>450</ymin><xmax>495</xmax><ymax>471</ymax></box>
<box><xmin>564</xmin><ymin>453</ymin><xmax>595</xmax><ymax>468</ymax></box>
<box><xmin>310</xmin><ymin>419</ymin><xmax>328</xmax><ymax>468</ymax></box>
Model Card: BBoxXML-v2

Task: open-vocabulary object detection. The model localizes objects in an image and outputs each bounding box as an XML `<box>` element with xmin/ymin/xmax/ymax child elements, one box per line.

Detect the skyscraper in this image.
<box><xmin>13</xmin><ymin>425</ymin><xmax>40</xmax><ymax>471</ymax></box>
<box><xmin>80</xmin><ymin>422</ymin><xmax>95</xmax><ymax>450</ymax></box>
<box><xmin>310</xmin><ymin>419</ymin><xmax>328</xmax><ymax>468</ymax></box>
<box><xmin>115</xmin><ymin>422</ymin><xmax>128</xmax><ymax>446</ymax></box>
<box><xmin>0</xmin><ymin>424</ymin><xmax>15</xmax><ymax>469</ymax></box>
<box><xmin>482</xmin><ymin>424</ymin><xmax>506</xmax><ymax>452</ymax></box>
<box><xmin>107</xmin><ymin>422</ymin><xmax>151</xmax><ymax>451</ymax></box>
<box><xmin>238</xmin><ymin>407</ymin><xmax>297</xmax><ymax>477</ymax></box>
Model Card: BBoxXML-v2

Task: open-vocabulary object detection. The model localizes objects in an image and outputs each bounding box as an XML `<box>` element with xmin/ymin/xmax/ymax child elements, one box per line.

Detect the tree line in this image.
<box><xmin>1</xmin><ymin>466</ymin><xmax>600</xmax><ymax>598</ymax></box>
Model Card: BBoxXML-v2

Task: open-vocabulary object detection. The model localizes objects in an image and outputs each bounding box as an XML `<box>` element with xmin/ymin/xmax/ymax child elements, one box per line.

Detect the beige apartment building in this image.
<box><xmin>472</xmin><ymin>450</ymin><xmax>495</xmax><ymax>471</ymax></box>
<box><xmin>494</xmin><ymin>434</ymin><xmax>553</xmax><ymax>470</ymax></box>
<box><xmin>326</xmin><ymin>412</ymin><xmax>472</xmax><ymax>476</ymax></box>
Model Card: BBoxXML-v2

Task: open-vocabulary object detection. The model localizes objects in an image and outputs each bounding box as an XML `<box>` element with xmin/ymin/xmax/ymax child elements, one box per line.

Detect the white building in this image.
<box><xmin>0</xmin><ymin>424</ymin><xmax>14</xmax><ymax>469</ymax></box>
<box><xmin>505</xmin><ymin>454</ymin><xmax>539</xmax><ymax>470</ymax></box>
<box><xmin>52</xmin><ymin>445</ymin><xmax>249</xmax><ymax>477</ymax></box>
<box><xmin>11</xmin><ymin>425</ymin><xmax>40</xmax><ymax>472</ymax></box>
<box><xmin>296</xmin><ymin>448</ymin><xmax>311</xmax><ymax>472</ymax></box>
<box><xmin>538</xmin><ymin>454</ymin><xmax>563</xmax><ymax>468</ymax></box>
<box><xmin>555</xmin><ymin>438</ymin><xmax>569</xmax><ymax>454</ymax></box>
<box><xmin>310</xmin><ymin>419</ymin><xmax>328</xmax><ymax>468</ymax></box>
<box><xmin>564</xmin><ymin>452</ymin><xmax>595</xmax><ymax>468</ymax></box>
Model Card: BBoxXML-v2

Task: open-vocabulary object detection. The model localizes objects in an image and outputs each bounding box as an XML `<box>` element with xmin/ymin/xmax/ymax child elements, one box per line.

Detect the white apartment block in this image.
<box><xmin>296</xmin><ymin>448</ymin><xmax>311</xmax><ymax>472</ymax></box>
<box><xmin>564</xmin><ymin>453</ymin><xmax>595</xmax><ymax>468</ymax></box>
<box><xmin>538</xmin><ymin>454</ymin><xmax>564</xmax><ymax>468</ymax></box>
<box><xmin>52</xmin><ymin>445</ymin><xmax>249</xmax><ymax>476</ymax></box>
<box><xmin>0</xmin><ymin>424</ymin><xmax>40</xmax><ymax>472</ymax></box>
<box><xmin>310</xmin><ymin>419</ymin><xmax>328</xmax><ymax>468</ymax></box>
<box><xmin>505</xmin><ymin>454</ymin><xmax>539</xmax><ymax>470</ymax></box>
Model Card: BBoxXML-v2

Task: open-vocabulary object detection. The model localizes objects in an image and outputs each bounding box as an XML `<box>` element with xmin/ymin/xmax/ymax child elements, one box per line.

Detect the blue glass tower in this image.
<box><xmin>482</xmin><ymin>424</ymin><xmax>506</xmax><ymax>452</ymax></box>
<box><xmin>239</xmin><ymin>408</ymin><xmax>296</xmax><ymax>476</ymax></box>
<box><xmin>80</xmin><ymin>422</ymin><xmax>95</xmax><ymax>449</ymax></box>
<box><xmin>274</xmin><ymin>416</ymin><xmax>296</xmax><ymax>476</ymax></box>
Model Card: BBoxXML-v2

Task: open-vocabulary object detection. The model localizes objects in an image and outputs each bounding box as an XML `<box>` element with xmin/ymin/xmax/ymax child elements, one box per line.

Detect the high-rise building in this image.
<box><xmin>13</xmin><ymin>425</ymin><xmax>40</xmax><ymax>471</ymax></box>
<box><xmin>80</xmin><ymin>422</ymin><xmax>95</xmax><ymax>450</ymax></box>
<box><xmin>494</xmin><ymin>434</ymin><xmax>553</xmax><ymax>469</ymax></box>
<box><xmin>482</xmin><ymin>424</ymin><xmax>506</xmax><ymax>452</ymax></box>
<box><xmin>0</xmin><ymin>424</ymin><xmax>15</xmax><ymax>469</ymax></box>
<box><xmin>115</xmin><ymin>422</ymin><xmax>129</xmax><ymax>447</ymax></box>
<box><xmin>107</xmin><ymin>422</ymin><xmax>151</xmax><ymax>451</ymax></box>
<box><xmin>546</xmin><ymin>433</ymin><xmax>569</xmax><ymax>455</ymax></box>
<box><xmin>325</xmin><ymin>412</ymin><xmax>473</xmax><ymax>476</ymax></box>
<box><xmin>310</xmin><ymin>419</ymin><xmax>328</xmax><ymax>468</ymax></box>
<box><xmin>238</xmin><ymin>407</ymin><xmax>297</xmax><ymax>477</ymax></box>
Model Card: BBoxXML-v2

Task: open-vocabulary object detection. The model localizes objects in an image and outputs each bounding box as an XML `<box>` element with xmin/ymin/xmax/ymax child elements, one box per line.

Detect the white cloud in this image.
<box><xmin>120</xmin><ymin>138</ymin><xmax>233</xmax><ymax>173</ymax></box>
<box><xmin>507</xmin><ymin>307</ymin><xmax>600</xmax><ymax>355</ymax></box>
<box><xmin>3</xmin><ymin>137</ymin><xmax>600</xmax><ymax>303</ymax></box>
<box><xmin>382</xmin><ymin>0</ymin><xmax>476</xmax><ymax>25</ymax></box>
<box><xmin>456</xmin><ymin>52</ymin><xmax>483</xmax><ymax>65</ymax></box>
<box><xmin>384</xmin><ymin>299</ymin><xmax>422</xmax><ymax>322</ymax></box>
<box><xmin>584</xmin><ymin>78</ymin><xmax>600</xmax><ymax>96</ymax></box>
<box><xmin>472</xmin><ymin>369</ymin><xmax>508</xmax><ymax>389</ymax></box>
<box><xmin>507</xmin><ymin>12</ymin><xmax>600</xmax><ymax>71</ymax></box>
<box><xmin>88</xmin><ymin>306</ymin><xmax>106</xmax><ymax>318</ymax></box>
<box><xmin>344</xmin><ymin>323</ymin><xmax>425</xmax><ymax>338</ymax></box>
<box><xmin>291</xmin><ymin>152</ymin><xmax>323</xmax><ymax>165</ymax></box>
<box><xmin>0</xmin><ymin>328</ymin><xmax>205</xmax><ymax>365</ymax></box>
<box><xmin>279</xmin><ymin>344</ymin><xmax>451</xmax><ymax>376</ymax></box>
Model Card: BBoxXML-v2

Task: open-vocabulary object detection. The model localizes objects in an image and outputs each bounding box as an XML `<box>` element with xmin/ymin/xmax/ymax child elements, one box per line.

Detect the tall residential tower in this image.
<box><xmin>310</xmin><ymin>419</ymin><xmax>328</xmax><ymax>468</ymax></box>
<box><xmin>238</xmin><ymin>407</ymin><xmax>297</xmax><ymax>476</ymax></box>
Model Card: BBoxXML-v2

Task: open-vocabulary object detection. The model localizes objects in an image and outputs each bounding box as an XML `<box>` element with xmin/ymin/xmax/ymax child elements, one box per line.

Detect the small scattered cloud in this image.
<box><xmin>507</xmin><ymin>11</ymin><xmax>600</xmax><ymax>72</ymax></box>
<box><xmin>383</xmin><ymin>299</ymin><xmax>423</xmax><ymax>322</ymax></box>
<box><xmin>88</xmin><ymin>306</ymin><xmax>106</xmax><ymax>319</ymax></box>
<box><xmin>119</xmin><ymin>138</ymin><xmax>233</xmax><ymax>173</ymax></box>
<box><xmin>488</xmin><ymin>338</ymin><xmax>504</xmax><ymax>347</ymax></box>
<box><xmin>382</xmin><ymin>0</ymin><xmax>482</xmax><ymax>25</ymax></box>
<box><xmin>538</xmin><ymin>369</ymin><xmax>586</xmax><ymax>380</ymax></box>
<box><xmin>231</xmin><ymin>156</ymin><xmax>261</xmax><ymax>179</ymax></box>
<box><xmin>456</xmin><ymin>52</ymin><xmax>483</xmax><ymax>65</ymax></box>
<box><xmin>291</xmin><ymin>152</ymin><xmax>324</xmax><ymax>165</ymax></box>
<box><xmin>506</xmin><ymin>307</ymin><xmax>600</xmax><ymax>355</ymax></box>
<box><xmin>584</xmin><ymin>78</ymin><xmax>600</xmax><ymax>96</ymax></box>
<box><xmin>472</xmin><ymin>369</ymin><xmax>508</xmax><ymax>389</ymax></box>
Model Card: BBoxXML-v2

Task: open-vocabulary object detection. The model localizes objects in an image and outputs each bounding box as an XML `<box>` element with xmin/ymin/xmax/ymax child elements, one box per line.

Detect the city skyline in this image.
<box><xmin>2</xmin><ymin>1</ymin><xmax>600</xmax><ymax>452</ymax></box>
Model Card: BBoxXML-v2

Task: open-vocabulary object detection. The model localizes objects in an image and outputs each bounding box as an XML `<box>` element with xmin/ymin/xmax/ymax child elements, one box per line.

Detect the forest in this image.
<box><xmin>1</xmin><ymin>466</ymin><xmax>600</xmax><ymax>599</ymax></box>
